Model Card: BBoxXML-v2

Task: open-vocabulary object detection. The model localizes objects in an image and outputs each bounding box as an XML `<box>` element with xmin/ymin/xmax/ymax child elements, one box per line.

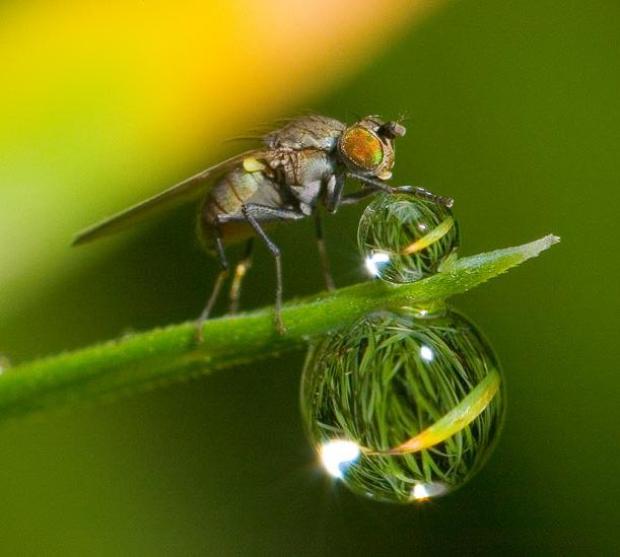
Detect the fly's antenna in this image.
<box><xmin>396</xmin><ymin>111</ymin><xmax>411</xmax><ymax>125</ymax></box>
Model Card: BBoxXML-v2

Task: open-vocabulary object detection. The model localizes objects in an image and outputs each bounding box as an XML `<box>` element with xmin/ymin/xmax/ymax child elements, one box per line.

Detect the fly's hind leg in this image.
<box><xmin>232</xmin><ymin>204</ymin><xmax>304</xmax><ymax>334</ymax></box>
<box><xmin>229</xmin><ymin>238</ymin><xmax>254</xmax><ymax>314</ymax></box>
<box><xmin>195</xmin><ymin>222</ymin><xmax>229</xmax><ymax>343</ymax></box>
<box><xmin>217</xmin><ymin>204</ymin><xmax>304</xmax><ymax>333</ymax></box>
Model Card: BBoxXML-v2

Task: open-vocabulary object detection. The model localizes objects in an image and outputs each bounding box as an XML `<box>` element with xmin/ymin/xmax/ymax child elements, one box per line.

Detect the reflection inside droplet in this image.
<box><xmin>411</xmin><ymin>481</ymin><xmax>448</xmax><ymax>500</ymax></box>
<box><xmin>364</xmin><ymin>251</ymin><xmax>390</xmax><ymax>278</ymax></box>
<box><xmin>319</xmin><ymin>440</ymin><xmax>361</xmax><ymax>479</ymax></box>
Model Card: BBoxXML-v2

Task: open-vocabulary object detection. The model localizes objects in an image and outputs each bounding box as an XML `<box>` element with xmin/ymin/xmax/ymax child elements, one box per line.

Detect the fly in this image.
<box><xmin>73</xmin><ymin>114</ymin><xmax>453</xmax><ymax>338</ymax></box>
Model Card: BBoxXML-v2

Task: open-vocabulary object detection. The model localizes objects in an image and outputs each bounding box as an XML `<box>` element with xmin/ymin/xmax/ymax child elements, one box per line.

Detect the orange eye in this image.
<box><xmin>340</xmin><ymin>126</ymin><xmax>384</xmax><ymax>170</ymax></box>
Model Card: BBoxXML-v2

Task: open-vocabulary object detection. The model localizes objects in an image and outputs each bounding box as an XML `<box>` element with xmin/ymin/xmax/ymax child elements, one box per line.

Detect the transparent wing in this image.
<box><xmin>73</xmin><ymin>150</ymin><xmax>263</xmax><ymax>246</ymax></box>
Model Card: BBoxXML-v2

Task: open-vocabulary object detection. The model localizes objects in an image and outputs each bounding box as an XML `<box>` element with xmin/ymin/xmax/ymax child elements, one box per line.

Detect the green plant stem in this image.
<box><xmin>0</xmin><ymin>235</ymin><xmax>559</xmax><ymax>422</ymax></box>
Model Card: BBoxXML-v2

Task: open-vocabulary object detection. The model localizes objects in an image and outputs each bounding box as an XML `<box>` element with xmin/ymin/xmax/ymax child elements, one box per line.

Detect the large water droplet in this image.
<box><xmin>301</xmin><ymin>309</ymin><xmax>505</xmax><ymax>503</ymax></box>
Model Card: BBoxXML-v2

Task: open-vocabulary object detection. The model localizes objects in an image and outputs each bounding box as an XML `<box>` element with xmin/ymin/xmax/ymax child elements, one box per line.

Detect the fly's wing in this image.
<box><xmin>72</xmin><ymin>150</ymin><xmax>263</xmax><ymax>246</ymax></box>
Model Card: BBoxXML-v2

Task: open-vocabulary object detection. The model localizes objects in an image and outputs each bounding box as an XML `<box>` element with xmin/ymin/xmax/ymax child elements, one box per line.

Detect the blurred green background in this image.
<box><xmin>1</xmin><ymin>0</ymin><xmax>619</xmax><ymax>555</ymax></box>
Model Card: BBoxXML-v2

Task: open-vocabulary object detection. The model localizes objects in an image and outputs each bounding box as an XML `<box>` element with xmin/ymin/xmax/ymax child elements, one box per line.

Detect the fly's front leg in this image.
<box><xmin>229</xmin><ymin>238</ymin><xmax>254</xmax><ymax>314</ymax></box>
<box><xmin>340</xmin><ymin>188</ymin><xmax>377</xmax><ymax>206</ymax></box>
<box><xmin>393</xmin><ymin>185</ymin><xmax>454</xmax><ymax>208</ymax></box>
<box><xmin>224</xmin><ymin>204</ymin><xmax>304</xmax><ymax>334</ymax></box>
<box><xmin>195</xmin><ymin>222</ymin><xmax>229</xmax><ymax>343</ymax></box>
<box><xmin>348</xmin><ymin>173</ymin><xmax>454</xmax><ymax>208</ymax></box>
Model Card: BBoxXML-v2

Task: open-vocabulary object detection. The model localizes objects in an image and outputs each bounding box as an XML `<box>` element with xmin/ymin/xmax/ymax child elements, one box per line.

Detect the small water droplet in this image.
<box><xmin>357</xmin><ymin>194</ymin><xmax>459</xmax><ymax>283</ymax></box>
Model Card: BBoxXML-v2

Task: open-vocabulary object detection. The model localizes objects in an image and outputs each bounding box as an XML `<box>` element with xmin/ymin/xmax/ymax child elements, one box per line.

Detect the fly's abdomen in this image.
<box><xmin>209</xmin><ymin>168</ymin><xmax>259</xmax><ymax>217</ymax></box>
<box><xmin>198</xmin><ymin>164</ymin><xmax>282</xmax><ymax>250</ymax></box>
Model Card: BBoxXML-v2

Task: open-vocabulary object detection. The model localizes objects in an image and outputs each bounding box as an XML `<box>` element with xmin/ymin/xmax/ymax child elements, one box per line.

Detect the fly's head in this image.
<box><xmin>337</xmin><ymin>116</ymin><xmax>406</xmax><ymax>181</ymax></box>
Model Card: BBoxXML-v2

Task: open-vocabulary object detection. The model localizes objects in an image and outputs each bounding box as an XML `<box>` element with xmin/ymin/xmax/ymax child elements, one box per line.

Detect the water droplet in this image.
<box><xmin>301</xmin><ymin>309</ymin><xmax>504</xmax><ymax>503</ymax></box>
<box><xmin>358</xmin><ymin>194</ymin><xmax>459</xmax><ymax>283</ymax></box>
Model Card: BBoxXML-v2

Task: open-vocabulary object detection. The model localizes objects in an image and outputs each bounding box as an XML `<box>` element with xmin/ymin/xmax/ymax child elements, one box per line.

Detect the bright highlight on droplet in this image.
<box><xmin>319</xmin><ymin>440</ymin><xmax>361</xmax><ymax>479</ymax></box>
<box><xmin>411</xmin><ymin>481</ymin><xmax>448</xmax><ymax>500</ymax></box>
<box><xmin>420</xmin><ymin>345</ymin><xmax>434</xmax><ymax>361</ymax></box>
<box><xmin>364</xmin><ymin>252</ymin><xmax>390</xmax><ymax>277</ymax></box>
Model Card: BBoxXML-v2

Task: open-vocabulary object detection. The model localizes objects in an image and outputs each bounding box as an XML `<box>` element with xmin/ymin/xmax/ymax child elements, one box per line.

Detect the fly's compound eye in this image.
<box><xmin>339</xmin><ymin>126</ymin><xmax>384</xmax><ymax>171</ymax></box>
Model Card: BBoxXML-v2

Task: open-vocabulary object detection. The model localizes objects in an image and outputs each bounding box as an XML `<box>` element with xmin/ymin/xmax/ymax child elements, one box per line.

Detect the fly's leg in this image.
<box><xmin>393</xmin><ymin>185</ymin><xmax>454</xmax><ymax>208</ymax></box>
<box><xmin>237</xmin><ymin>204</ymin><xmax>305</xmax><ymax>334</ymax></box>
<box><xmin>229</xmin><ymin>238</ymin><xmax>254</xmax><ymax>314</ymax></box>
<box><xmin>195</xmin><ymin>223</ymin><xmax>229</xmax><ymax>343</ymax></box>
<box><xmin>340</xmin><ymin>188</ymin><xmax>377</xmax><ymax>206</ymax></box>
<box><xmin>314</xmin><ymin>211</ymin><xmax>335</xmax><ymax>291</ymax></box>
<box><xmin>347</xmin><ymin>173</ymin><xmax>454</xmax><ymax>208</ymax></box>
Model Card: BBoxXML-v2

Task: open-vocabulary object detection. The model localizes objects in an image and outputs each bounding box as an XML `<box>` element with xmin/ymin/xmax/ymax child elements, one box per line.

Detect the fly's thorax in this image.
<box><xmin>265</xmin><ymin>115</ymin><xmax>346</xmax><ymax>151</ymax></box>
<box><xmin>337</xmin><ymin>116</ymin><xmax>406</xmax><ymax>180</ymax></box>
<box><xmin>268</xmin><ymin>149</ymin><xmax>337</xmax><ymax>214</ymax></box>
